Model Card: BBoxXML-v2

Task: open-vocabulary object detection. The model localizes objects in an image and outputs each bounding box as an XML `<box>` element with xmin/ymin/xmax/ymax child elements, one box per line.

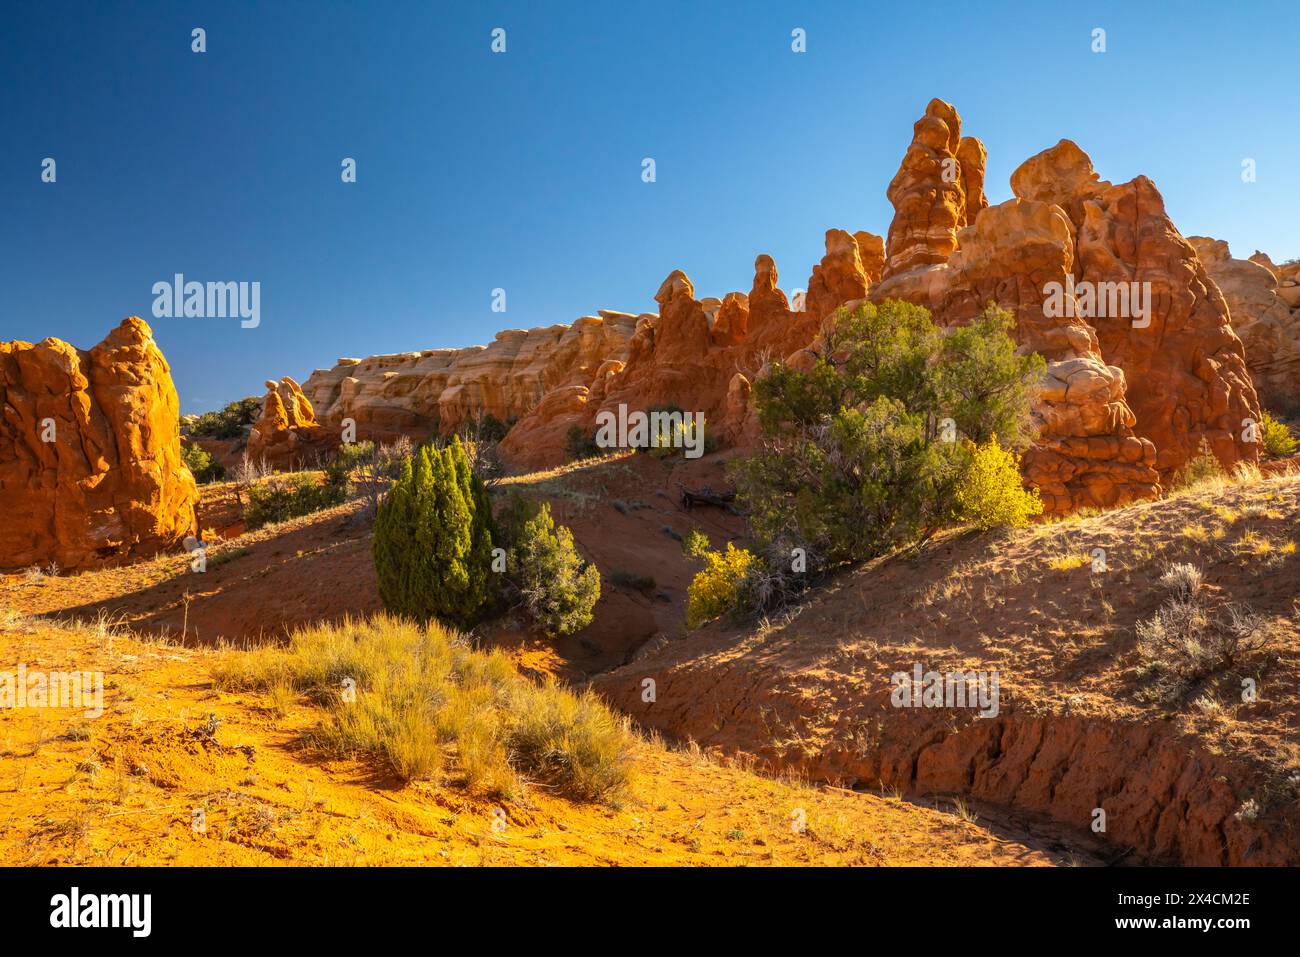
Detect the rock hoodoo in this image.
<box><xmin>0</xmin><ymin>317</ymin><xmax>198</xmax><ymax>570</ymax></box>
<box><xmin>245</xmin><ymin>376</ymin><xmax>340</xmax><ymax>470</ymax></box>
<box><xmin>871</xmin><ymin>106</ymin><xmax>1259</xmax><ymax>513</ymax></box>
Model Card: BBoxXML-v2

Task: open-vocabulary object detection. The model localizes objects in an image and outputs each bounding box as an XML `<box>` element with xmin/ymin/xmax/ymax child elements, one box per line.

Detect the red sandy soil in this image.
<box><xmin>5</xmin><ymin>452</ymin><xmax>1296</xmax><ymax>864</ymax></box>
<box><xmin>593</xmin><ymin>470</ymin><xmax>1300</xmax><ymax>865</ymax></box>
<box><xmin>0</xmin><ymin>612</ymin><xmax>1071</xmax><ymax>865</ymax></box>
<box><xmin>0</xmin><ymin>452</ymin><xmax>743</xmax><ymax>678</ymax></box>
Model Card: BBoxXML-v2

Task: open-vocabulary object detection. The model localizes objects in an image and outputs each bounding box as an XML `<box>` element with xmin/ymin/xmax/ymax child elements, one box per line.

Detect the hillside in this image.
<box><xmin>594</xmin><ymin>467</ymin><xmax>1300</xmax><ymax>865</ymax></box>
<box><xmin>0</xmin><ymin>612</ymin><xmax>1065</xmax><ymax>866</ymax></box>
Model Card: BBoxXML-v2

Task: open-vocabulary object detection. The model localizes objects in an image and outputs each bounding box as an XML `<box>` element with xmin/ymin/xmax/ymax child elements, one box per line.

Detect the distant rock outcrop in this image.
<box><xmin>0</xmin><ymin>317</ymin><xmax>198</xmax><ymax>570</ymax></box>
<box><xmin>1187</xmin><ymin>237</ymin><xmax>1300</xmax><ymax>414</ymax></box>
<box><xmin>301</xmin><ymin>315</ymin><xmax>638</xmax><ymax>446</ymax></box>
<box><xmin>245</xmin><ymin>376</ymin><xmax>340</xmax><ymax>469</ymax></box>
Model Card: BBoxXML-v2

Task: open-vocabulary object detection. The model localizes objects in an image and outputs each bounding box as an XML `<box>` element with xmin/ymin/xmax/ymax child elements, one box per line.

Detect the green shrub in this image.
<box><xmin>1171</xmin><ymin>437</ymin><xmax>1226</xmax><ymax>490</ymax></box>
<box><xmin>372</xmin><ymin>437</ymin><xmax>495</xmax><ymax>630</ymax></box>
<box><xmin>243</xmin><ymin>471</ymin><xmax>347</xmax><ymax>529</ymax></box>
<box><xmin>610</xmin><ymin>569</ymin><xmax>656</xmax><ymax>592</ymax></box>
<box><xmin>1260</xmin><ymin>411</ymin><xmax>1298</xmax><ymax>459</ymax></box>
<box><xmin>732</xmin><ymin>301</ymin><xmax>1044</xmax><ymax>568</ymax></box>
<box><xmin>182</xmin><ymin>442</ymin><xmax>225</xmax><ymax>484</ymax></box>
<box><xmin>686</xmin><ymin>543</ymin><xmax>757</xmax><ymax>628</ymax></box>
<box><xmin>639</xmin><ymin>405</ymin><xmax>713</xmax><ymax>460</ymax></box>
<box><xmin>191</xmin><ymin>396</ymin><xmax>263</xmax><ymax>439</ymax></box>
<box><xmin>957</xmin><ymin>437</ymin><xmax>1044</xmax><ymax>531</ymax></box>
<box><xmin>510</xmin><ymin>502</ymin><xmax>600</xmax><ymax>637</ymax></box>
<box><xmin>494</xmin><ymin>491</ymin><xmax>542</xmax><ymax>548</ymax></box>
<box><xmin>681</xmin><ymin>528</ymin><xmax>711</xmax><ymax>559</ymax></box>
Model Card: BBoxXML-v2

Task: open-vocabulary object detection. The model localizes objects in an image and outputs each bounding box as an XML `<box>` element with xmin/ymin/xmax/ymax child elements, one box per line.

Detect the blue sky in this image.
<box><xmin>3</xmin><ymin>0</ymin><xmax>1296</xmax><ymax>413</ymax></box>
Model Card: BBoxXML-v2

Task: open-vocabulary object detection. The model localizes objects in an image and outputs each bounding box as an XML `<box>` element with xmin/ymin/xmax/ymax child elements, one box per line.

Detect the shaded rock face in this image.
<box><xmin>1188</xmin><ymin>237</ymin><xmax>1300</xmax><ymax>415</ymax></box>
<box><xmin>872</xmin><ymin>109</ymin><xmax>1259</xmax><ymax>514</ymax></box>
<box><xmin>302</xmin><ymin>315</ymin><xmax>637</xmax><ymax>447</ymax></box>
<box><xmin>0</xmin><ymin>317</ymin><xmax>198</xmax><ymax>570</ymax></box>
<box><xmin>245</xmin><ymin>376</ymin><xmax>340</xmax><ymax>470</ymax></box>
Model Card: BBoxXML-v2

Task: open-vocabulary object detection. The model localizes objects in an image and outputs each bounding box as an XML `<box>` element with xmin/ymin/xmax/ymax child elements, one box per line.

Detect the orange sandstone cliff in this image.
<box><xmin>0</xmin><ymin>317</ymin><xmax>198</xmax><ymax>570</ymax></box>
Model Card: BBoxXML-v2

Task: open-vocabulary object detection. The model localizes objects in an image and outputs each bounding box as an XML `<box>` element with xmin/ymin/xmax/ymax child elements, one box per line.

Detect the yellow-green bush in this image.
<box><xmin>686</xmin><ymin>543</ymin><xmax>757</xmax><ymax>629</ymax></box>
<box><xmin>211</xmin><ymin>614</ymin><xmax>634</xmax><ymax>801</ymax></box>
<box><xmin>1260</xmin><ymin>411</ymin><xmax>1298</xmax><ymax>459</ymax></box>
<box><xmin>956</xmin><ymin>438</ymin><xmax>1043</xmax><ymax>531</ymax></box>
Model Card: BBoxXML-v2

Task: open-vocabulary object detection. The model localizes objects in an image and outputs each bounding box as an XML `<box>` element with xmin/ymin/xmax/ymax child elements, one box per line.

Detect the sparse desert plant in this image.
<box><xmin>231</xmin><ymin>454</ymin><xmax>272</xmax><ymax>489</ymax></box>
<box><xmin>211</xmin><ymin>615</ymin><xmax>634</xmax><ymax>800</ymax></box>
<box><xmin>686</xmin><ymin>542</ymin><xmax>757</xmax><ymax>628</ymax></box>
<box><xmin>243</xmin><ymin>470</ymin><xmax>347</xmax><ymax>530</ymax></box>
<box><xmin>733</xmin><ymin>301</ymin><xmax>1043</xmax><ymax>566</ymax></box>
<box><xmin>1159</xmin><ymin>562</ymin><xmax>1203</xmax><ymax>601</ymax></box>
<box><xmin>1171</xmin><ymin>437</ymin><xmax>1227</xmax><ymax>491</ymax></box>
<box><xmin>956</xmin><ymin>437</ymin><xmax>1044</xmax><ymax>531</ymax></box>
<box><xmin>681</xmin><ymin>527</ymin><xmax>711</xmax><ymax>559</ymax></box>
<box><xmin>609</xmin><ymin>569</ymin><xmax>656</xmax><ymax>593</ymax></box>
<box><xmin>190</xmin><ymin>396</ymin><xmax>263</xmax><ymax>440</ymax></box>
<box><xmin>350</xmin><ymin>437</ymin><xmax>413</xmax><ymax>516</ymax></box>
<box><xmin>509</xmin><ymin>502</ymin><xmax>601</xmax><ymax>637</ymax></box>
<box><xmin>1136</xmin><ymin>562</ymin><xmax>1276</xmax><ymax>699</ymax></box>
<box><xmin>1259</xmin><ymin>411</ymin><xmax>1298</xmax><ymax>459</ymax></box>
<box><xmin>565</xmin><ymin>424</ymin><xmax>605</xmax><ymax>462</ymax></box>
<box><xmin>181</xmin><ymin>442</ymin><xmax>226</xmax><ymax>484</ymax></box>
<box><xmin>372</xmin><ymin>437</ymin><xmax>496</xmax><ymax>630</ymax></box>
<box><xmin>459</xmin><ymin>412</ymin><xmax>510</xmax><ymax>484</ymax></box>
<box><xmin>637</xmin><ymin>406</ymin><xmax>713</xmax><ymax>460</ymax></box>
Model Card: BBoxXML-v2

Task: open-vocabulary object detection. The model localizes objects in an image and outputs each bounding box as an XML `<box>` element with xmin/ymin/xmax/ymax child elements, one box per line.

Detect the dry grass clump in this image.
<box><xmin>1135</xmin><ymin>563</ymin><xmax>1277</xmax><ymax>703</ymax></box>
<box><xmin>212</xmin><ymin>614</ymin><xmax>633</xmax><ymax>802</ymax></box>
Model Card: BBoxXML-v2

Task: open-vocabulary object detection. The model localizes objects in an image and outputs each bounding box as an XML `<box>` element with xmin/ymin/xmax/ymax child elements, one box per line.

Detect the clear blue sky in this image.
<box><xmin>3</xmin><ymin>0</ymin><xmax>1296</xmax><ymax>414</ymax></box>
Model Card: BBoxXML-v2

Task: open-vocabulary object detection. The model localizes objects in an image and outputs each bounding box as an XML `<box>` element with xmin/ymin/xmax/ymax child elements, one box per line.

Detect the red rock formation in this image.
<box><xmin>871</xmin><ymin>105</ymin><xmax>1259</xmax><ymax>512</ymax></box>
<box><xmin>934</xmin><ymin>198</ymin><xmax>1161</xmax><ymax>514</ymax></box>
<box><xmin>0</xmin><ymin>317</ymin><xmax>198</xmax><ymax>570</ymax></box>
<box><xmin>276</xmin><ymin>99</ymin><xmax>1267</xmax><ymax>514</ymax></box>
<box><xmin>1071</xmin><ymin>175</ymin><xmax>1258</xmax><ymax>475</ymax></box>
<box><xmin>1188</xmin><ymin>237</ymin><xmax>1300</xmax><ymax>415</ymax></box>
<box><xmin>501</xmin><ymin>251</ymin><xmax>846</xmax><ymax>469</ymax></box>
<box><xmin>301</xmin><ymin>314</ymin><xmax>636</xmax><ymax>444</ymax></box>
<box><xmin>245</xmin><ymin>376</ymin><xmax>340</xmax><ymax>470</ymax></box>
<box><xmin>806</xmin><ymin>228</ymin><xmax>873</xmax><ymax>322</ymax></box>
<box><xmin>882</xmin><ymin>98</ymin><xmax>986</xmax><ymax>279</ymax></box>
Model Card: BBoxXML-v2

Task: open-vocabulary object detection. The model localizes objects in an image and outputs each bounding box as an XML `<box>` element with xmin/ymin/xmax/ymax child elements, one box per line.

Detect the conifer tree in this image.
<box><xmin>373</xmin><ymin>438</ymin><xmax>494</xmax><ymax>628</ymax></box>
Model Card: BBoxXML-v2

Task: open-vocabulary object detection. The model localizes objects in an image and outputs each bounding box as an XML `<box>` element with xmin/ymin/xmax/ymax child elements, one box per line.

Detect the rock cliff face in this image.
<box><xmin>501</xmin><ymin>237</ymin><xmax>884</xmax><ymax>469</ymax></box>
<box><xmin>265</xmin><ymin>98</ymin><xmax>1272</xmax><ymax>518</ymax></box>
<box><xmin>245</xmin><ymin>376</ymin><xmax>340</xmax><ymax>470</ymax></box>
<box><xmin>0</xmin><ymin>317</ymin><xmax>198</xmax><ymax>570</ymax></box>
<box><xmin>1187</xmin><ymin>237</ymin><xmax>1300</xmax><ymax>414</ymax></box>
<box><xmin>300</xmin><ymin>315</ymin><xmax>637</xmax><ymax>445</ymax></box>
<box><xmin>871</xmin><ymin>104</ymin><xmax>1258</xmax><ymax>514</ymax></box>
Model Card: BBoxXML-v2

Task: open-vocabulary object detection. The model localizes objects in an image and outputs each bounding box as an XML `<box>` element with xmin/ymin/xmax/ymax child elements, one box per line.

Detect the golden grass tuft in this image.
<box><xmin>212</xmin><ymin>614</ymin><xmax>634</xmax><ymax>802</ymax></box>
